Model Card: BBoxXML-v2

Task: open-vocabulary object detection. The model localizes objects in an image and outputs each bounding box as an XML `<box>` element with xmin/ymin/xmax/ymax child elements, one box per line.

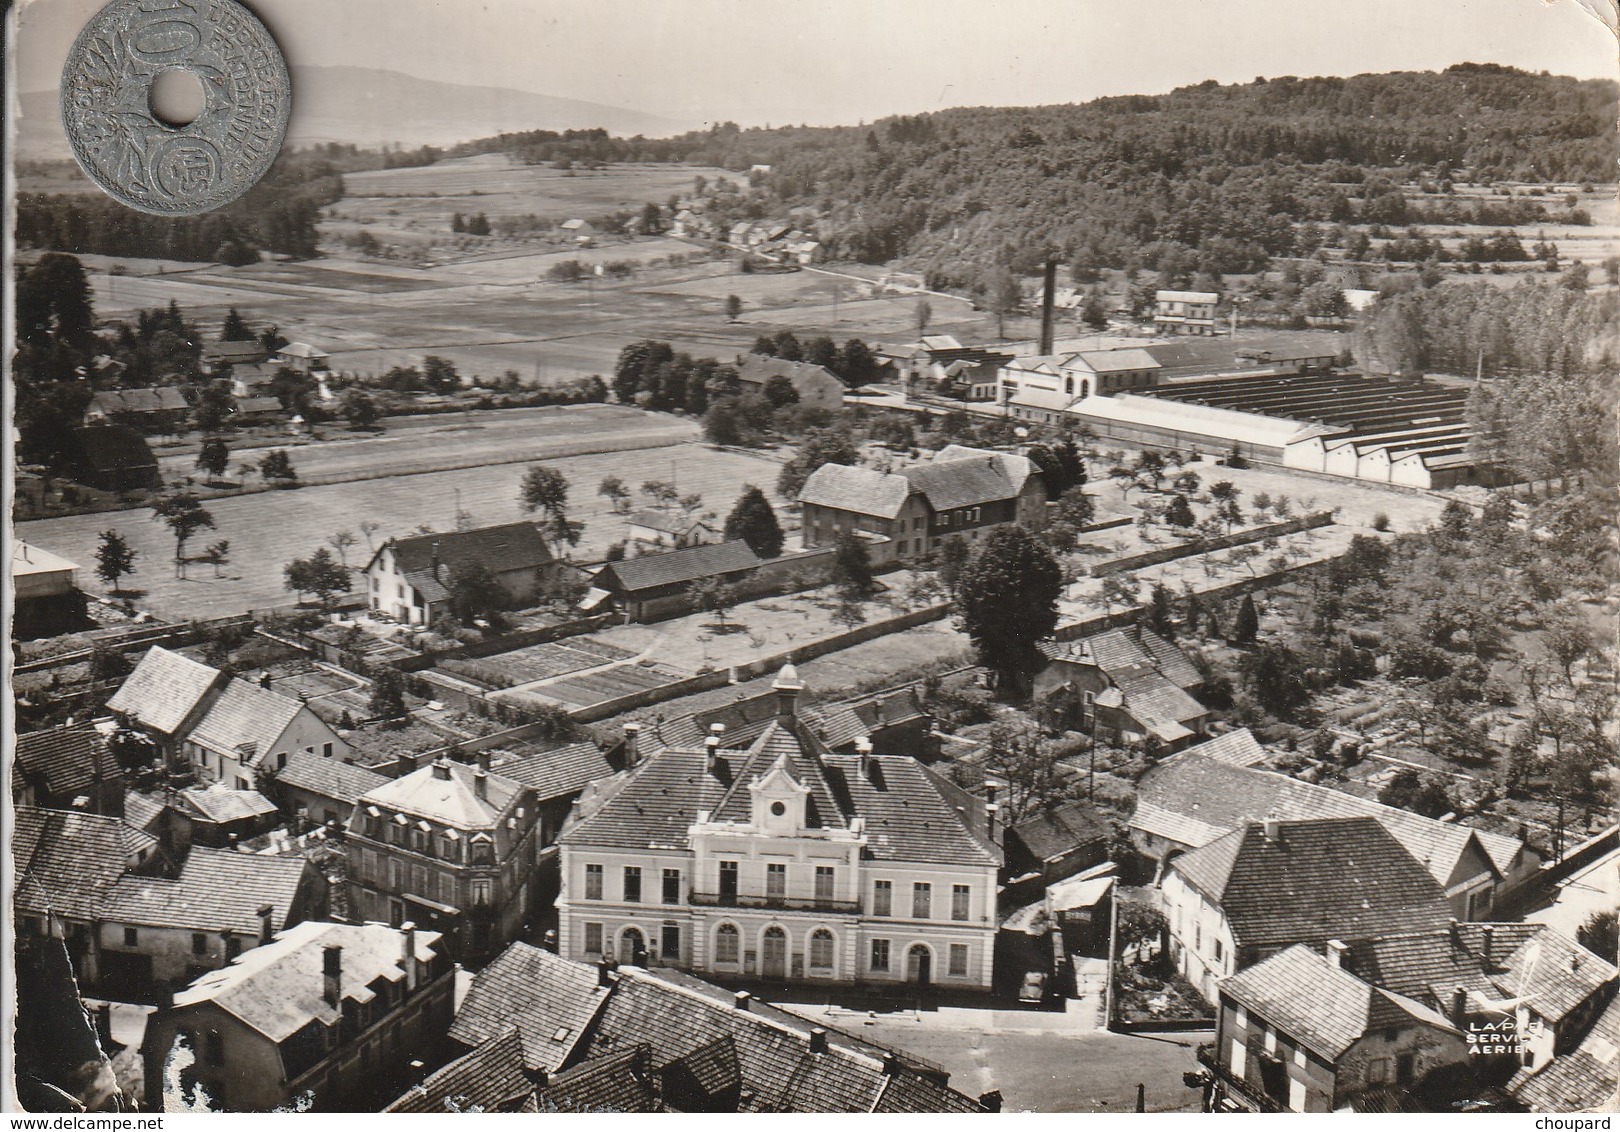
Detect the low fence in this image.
<box><xmin>1087</xmin><ymin>511</ymin><xmax>1335</xmax><ymax>577</ymax></box>
<box><xmin>14</xmin><ymin>614</ymin><xmax>258</xmax><ymax>675</ymax></box>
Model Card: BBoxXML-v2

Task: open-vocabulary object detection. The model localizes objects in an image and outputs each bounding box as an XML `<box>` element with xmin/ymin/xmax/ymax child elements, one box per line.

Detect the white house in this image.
<box><xmin>556</xmin><ymin>667</ymin><xmax>1001</xmax><ymax>990</ymax></box>
<box><xmin>182</xmin><ymin>679</ymin><xmax>349</xmax><ymax>790</ymax></box>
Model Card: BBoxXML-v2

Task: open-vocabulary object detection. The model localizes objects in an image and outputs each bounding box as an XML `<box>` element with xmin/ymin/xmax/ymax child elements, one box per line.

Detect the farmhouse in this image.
<box><xmin>107</xmin><ymin>646</ymin><xmax>229</xmax><ymax>770</ymax></box>
<box><xmin>180</xmin><ymin>677</ymin><xmax>348</xmax><ymax>791</ymax></box>
<box><xmin>141</xmin><ymin>920</ymin><xmax>455</xmax><ymax>1112</ymax></box>
<box><xmin>560</xmin><ymin>218</ymin><xmax>596</xmax><ymax>245</ymax></box>
<box><xmin>12</xmin><ymin>541</ymin><xmax>86</xmax><ymax>640</ymax></box>
<box><xmin>67</xmin><ymin>425</ymin><xmax>161</xmax><ymax>493</ymax></box>
<box><xmin>1035</xmin><ymin>624</ymin><xmax>1209</xmax><ymax>750</ymax></box>
<box><xmin>626</xmin><ymin>510</ymin><xmax>720</xmax><ymax>549</ymax></box>
<box><xmin>1207</xmin><ymin>943</ymin><xmax>1469</xmax><ymax>1112</ymax></box>
<box><xmin>735</xmin><ymin>355</ymin><xmax>846</xmax><ymax>411</ymax></box>
<box><xmin>346</xmin><ymin>755</ymin><xmax>544</xmax><ymax>964</ymax></box>
<box><xmin>1132</xmin><ymin>745</ymin><xmax>1536</xmax><ymax>915</ymax></box>
<box><xmin>12</xmin><ymin>720</ymin><xmax>126</xmax><ymax>815</ymax></box>
<box><xmin>1154</xmin><ymin>290</ymin><xmax>1220</xmax><ymax>335</ymax></box>
<box><xmin>96</xmin><ymin>849</ymin><xmax>325</xmax><ymax>989</ymax></box>
<box><xmin>367</xmin><ymin>521</ymin><xmax>559</xmax><ymax>626</ymax></box>
<box><xmin>232</xmin><ymin>394</ymin><xmax>285</xmax><ymax>424</ymax></box>
<box><xmin>588</xmin><ymin>540</ymin><xmax>762</xmax><ymax>623</ymax></box>
<box><xmin>171</xmin><ymin>784</ymin><xmax>282</xmax><ymax>847</ymax></box>
<box><xmin>84</xmin><ymin>387</ymin><xmax>190</xmax><ymax>432</ymax></box>
<box><xmin>228</xmin><ymin>362</ymin><xmax>279</xmax><ymax>397</ymax></box>
<box><xmin>273</xmin><ymin>341</ymin><xmax>330</xmax><ymax>373</ymax></box>
<box><xmin>556</xmin><ymin>666</ymin><xmax>1001</xmax><ymax>991</ymax></box>
<box><xmin>798</xmin><ymin>445</ymin><xmax>1045</xmax><ymax>565</ymax></box>
<box><xmin>201</xmin><ymin>339</ymin><xmax>268</xmax><ymax>375</ymax></box>
<box><xmin>1161</xmin><ymin>815</ymin><xmax>1454</xmax><ymax>1003</ymax></box>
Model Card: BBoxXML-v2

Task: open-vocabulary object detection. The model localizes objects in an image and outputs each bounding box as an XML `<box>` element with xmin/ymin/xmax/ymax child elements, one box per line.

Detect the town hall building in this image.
<box><xmin>556</xmin><ymin>666</ymin><xmax>1001</xmax><ymax>991</ymax></box>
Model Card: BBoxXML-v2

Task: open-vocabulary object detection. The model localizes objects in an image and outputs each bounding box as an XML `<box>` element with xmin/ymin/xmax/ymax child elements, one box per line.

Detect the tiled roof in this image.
<box><xmin>278</xmin><ymin>342</ymin><xmax>326</xmax><ymax>359</ymax></box>
<box><xmin>104</xmin><ymin>847</ymin><xmax>311</xmax><ymax>935</ymax></box>
<box><xmin>539</xmin><ymin>1045</ymin><xmax>659</xmax><ymax>1113</ymax></box>
<box><xmin>1069</xmin><ymin>348</ymin><xmax>1161</xmax><ymax>373</ymax></box>
<box><xmin>1050</xmin><ymin>624</ymin><xmax>1201</xmax><ymax>689</ymax></box>
<box><xmin>1172</xmin><ymin>817</ymin><xmax>1453</xmax><ymax>950</ymax></box>
<box><xmin>596</xmin><ymin>541</ymin><xmax>761</xmax><ymax>594</ymax></box>
<box><xmin>13</xmin><ymin>807</ymin><xmax>161</xmax><ymax>920</ymax></box>
<box><xmin>797</xmin><ymin>463</ymin><xmax>911</xmax><ymax>518</ymax></box>
<box><xmin>1155</xmin><ymin>290</ymin><xmax>1220</xmax><ymax>304</ymax></box>
<box><xmin>871</xmin><ymin>1069</ymin><xmax>985</xmax><ymax>1113</ymax></box>
<box><xmin>275</xmin><ymin>753</ymin><xmax>388</xmax><ymax>808</ymax></box>
<box><xmin>178</xmin><ymin>784</ymin><xmax>279</xmax><ymax>823</ymax></box>
<box><xmin>359</xmin><ymin>760</ymin><xmax>523</xmax><ymax>830</ymax></box>
<box><xmin>107</xmin><ymin>646</ymin><xmax>221</xmax><ymax>736</ymax></box>
<box><xmin>1113</xmin><ymin>665</ymin><xmax>1207</xmax><ymax>730</ymax></box>
<box><xmin>565</xmin><ymin>681</ymin><xmax>996</xmax><ymax>868</ymax></box>
<box><xmin>1136</xmin><ymin>753</ymin><xmax>1521</xmax><ymax>884</ymax></box>
<box><xmin>403</xmin><ymin>569</ymin><xmax>451</xmax><ymax>604</ymax></box>
<box><xmin>383</xmin><ymin>522</ymin><xmax>553</xmax><ymax>578</ymax></box>
<box><xmin>1509</xmin><ymin>993</ymin><xmax>1620</xmax><ymax>1112</ymax></box>
<box><xmin>234</xmin><ymin>395</ymin><xmax>283</xmax><ymax>414</ymax></box>
<box><xmin>385</xmin><ymin>1029</ymin><xmax>532</xmax><ymax>1113</ymax></box>
<box><xmin>935</xmin><ymin>445</ymin><xmax>1036</xmax><ymax>494</ymax></box>
<box><xmin>1469</xmin><ymin>925</ymin><xmax>1617</xmax><ymax>1024</ymax></box>
<box><xmin>13</xmin><ymin>721</ymin><xmax>121</xmax><ymax>800</ymax></box>
<box><xmin>1188</xmin><ymin>728</ymin><xmax>1268</xmax><ymax>767</ymax></box>
<box><xmin>484</xmin><ymin>741</ymin><xmax>613</xmax><ymax>803</ymax></box>
<box><xmin>448</xmin><ymin>942</ymin><xmax>610</xmax><ymax>1071</ymax></box>
<box><xmin>91</xmin><ymin>387</ymin><xmax>190</xmax><ymax>415</ymax></box>
<box><xmin>172</xmin><ymin>920</ymin><xmax>442</xmax><ymax>1043</ymax></box>
<box><xmin>1010</xmin><ymin>800</ymin><xmax>1110</xmax><ymax>863</ymax></box>
<box><xmin>585</xmin><ymin>967</ymin><xmax>935</xmax><ymax>1113</ymax></box>
<box><xmin>736</xmin><ymin>355</ymin><xmax>841</xmax><ymax>389</ymax></box>
<box><xmin>627</xmin><ymin>510</ymin><xmax>709</xmax><ymax>535</ymax></box>
<box><xmin>72</xmin><ymin>425</ymin><xmax>156</xmax><ymax>473</ymax></box>
<box><xmin>123</xmin><ymin>791</ymin><xmax>166</xmax><ymax>833</ymax></box>
<box><xmin>203</xmin><ymin>340</ymin><xmax>268</xmax><ymax>363</ymax></box>
<box><xmin>1220</xmin><ymin>944</ymin><xmax>1461</xmax><ymax>1062</ymax></box>
<box><xmin>902</xmin><ymin>451</ymin><xmax>1021</xmax><ymax>512</ymax></box>
<box><xmin>1339</xmin><ymin>930</ymin><xmax>1497</xmax><ymax>1007</ymax></box>
<box><xmin>186</xmin><ymin>680</ymin><xmax>307</xmax><ymax>762</ymax></box>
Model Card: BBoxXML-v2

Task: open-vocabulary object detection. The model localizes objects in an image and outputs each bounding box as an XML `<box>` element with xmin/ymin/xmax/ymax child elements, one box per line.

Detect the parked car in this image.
<box><xmin>1019</xmin><ymin>970</ymin><xmax>1047</xmax><ymax>1004</ymax></box>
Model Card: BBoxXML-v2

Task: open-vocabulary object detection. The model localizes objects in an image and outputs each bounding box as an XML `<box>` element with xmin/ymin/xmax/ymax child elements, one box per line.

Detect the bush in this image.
<box><xmin>1372</xmin><ymin>512</ymin><xmax>1391</xmax><ymax>531</ymax></box>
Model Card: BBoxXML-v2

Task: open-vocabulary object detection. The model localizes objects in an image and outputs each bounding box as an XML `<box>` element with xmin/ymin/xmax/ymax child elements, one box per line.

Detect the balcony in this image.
<box><xmin>688</xmin><ymin>891</ymin><xmax>861</xmax><ymax>915</ymax></box>
<box><xmin>1196</xmin><ymin>1045</ymin><xmax>1282</xmax><ymax>1113</ymax></box>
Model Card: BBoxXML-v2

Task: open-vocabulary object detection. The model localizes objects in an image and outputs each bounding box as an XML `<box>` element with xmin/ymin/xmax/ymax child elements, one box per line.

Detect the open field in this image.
<box><xmin>19</xmin><ymin>435</ymin><xmax>787</xmax><ymax>621</ymax></box>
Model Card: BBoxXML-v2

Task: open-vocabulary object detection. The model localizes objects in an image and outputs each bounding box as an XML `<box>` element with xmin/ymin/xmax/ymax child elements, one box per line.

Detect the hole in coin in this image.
<box><xmin>150</xmin><ymin>69</ymin><xmax>205</xmax><ymax>127</ymax></box>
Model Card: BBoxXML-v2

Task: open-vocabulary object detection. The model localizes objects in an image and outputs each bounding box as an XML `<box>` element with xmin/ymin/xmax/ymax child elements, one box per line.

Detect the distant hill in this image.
<box><xmin>15</xmin><ymin>65</ymin><xmax>695</xmax><ymax>157</ymax></box>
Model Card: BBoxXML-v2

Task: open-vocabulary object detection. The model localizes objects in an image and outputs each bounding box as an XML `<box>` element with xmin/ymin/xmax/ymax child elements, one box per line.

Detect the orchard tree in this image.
<box><xmin>195</xmin><ymin>436</ymin><xmax>230</xmax><ymax>482</ymax></box>
<box><xmin>955</xmin><ymin>526</ymin><xmax>1062</xmax><ymax>695</ymax></box>
<box><xmin>341</xmin><ymin>389</ymin><xmax>379</xmax><ymax>430</ymax></box>
<box><xmin>724</xmin><ymin>294</ymin><xmax>743</xmax><ymax>321</ymax></box>
<box><xmin>689</xmin><ymin>576</ymin><xmax>740</xmax><ymax>628</ymax></box>
<box><xmin>598</xmin><ymin>476</ymin><xmax>631</xmax><ymax>512</ymax></box>
<box><xmin>152</xmin><ymin>493</ymin><xmax>216</xmax><ymax>577</ymax></box>
<box><xmin>327</xmin><ymin>530</ymin><xmax>358</xmax><ymax>569</ymax></box>
<box><xmin>724</xmin><ymin>486</ymin><xmax>784</xmax><ymax>557</ymax></box>
<box><xmin>519</xmin><ymin>463</ymin><xmax>583</xmax><ymax>554</ymax></box>
<box><xmin>640</xmin><ymin>479</ymin><xmax>679</xmax><ymax>509</ymax></box>
<box><xmin>979</xmin><ymin>718</ymin><xmax>1061</xmax><ymax>824</ymax></box>
<box><xmin>776</xmin><ymin>427</ymin><xmax>860</xmax><ymax>496</ymax></box>
<box><xmin>95</xmin><ymin>530</ymin><xmax>138</xmax><ymax>593</ymax></box>
<box><xmin>284</xmin><ymin>547</ymin><xmax>350</xmax><ymax>609</ymax></box>
<box><xmin>201</xmin><ymin>540</ymin><xmax>231</xmax><ymax>578</ymax></box>
<box><xmin>831</xmin><ymin>532</ymin><xmax>876</xmax><ymax>601</ymax></box>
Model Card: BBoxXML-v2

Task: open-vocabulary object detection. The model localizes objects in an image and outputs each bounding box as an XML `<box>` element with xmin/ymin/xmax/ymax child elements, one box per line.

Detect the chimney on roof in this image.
<box><xmin>1481</xmin><ymin>926</ymin><xmax>1494</xmax><ymax>969</ymax></box>
<box><xmin>432</xmin><ymin>759</ymin><xmax>452</xmax><ymax>780</ymax></box>
<box><xmin>475</xmin><ymin>748</ymin><xmax>491</xmax><ymax>773</ymax></box>
<box><xmin>431</xmin><ymin>540</ymin><xmax>442</xmax><ymax>582</ymax></box>
<box><xmin>1326</xmin><ymin>939</ymin><xmax>1346</xmax><ymax>969</ymax></box>
<box><xmin>880</xmin><ymin>1052</ymin><xmax>899</xmax><ymax>1076</ymax></box>
<box><xmin>705</xmin><ymin>734</ymin><xmax>721</xmax><ymax>773</ymax></box>
<box><xmin>978</xmin><ymin>1090</ymin><xmax>1004</xmax><ymax>1113</ymax></box>
<box><xmin>623</xmin><ymin>723</ymin><xmax>642</xmax><ymax>766</ymax></box>
<box><xmin>734</xmin><ymin>990</ymin><xmax>752</xmax><ymax>1012</ymax></box>
<box><xmin>1262</xmin><ymin>808</ymin><xmax>1280</xmax><ymax>843</ymax></box>
<box><xmin>256</xmin><ymin>903</ymin><xmax>274</xmax><ymax>946</ymax></box>
<box><xmin>986</xmin><ymin>802</ymin><xmax>999</xmax><ymax>841</ymax></box>
<box><xmin>473</xmin><ymin>768</ymin><xmax>489</xmax><ymax>801</ymax></box>
<box><xmin>1039</xmin><ymin>258</ymin><xmax>1057</xmax><ymax>357</ymax></box>
<box><xmin>1451</xmin><ymin>986</ymin><xmax>1468</xmax><ymax>1028</ymax></box>
<box><xmin>322</xmin><ymin>944</ymin><xmax>343</xmax><ymax>1009</ymax></box>
<box><xmin>597</xmin><ymin>960</ymin><xmax>614</xmax><ymax>988</ymax></box>
<box><xmin>407</xmin><ymin>1060</ymin><xmax>427</xmax><ymax>1087</ymax></box>
<box><xmin>401</xmin><ymin>921</ymin><xmax>418</xmax><ymax>991</ymax></box>
<box><xmin>773</xmin><ymin>664</ymin><xmax>803</xmax><ymax>722</ymax></box>
<box><xmin>398</xmin><ymin>752</ymin><xmax>419</xmax><ymax>775</ymax></box>
<box><xmin>856</xmin><ymin>736</ymin><xmax>872</xmax><ymax>778</ymax></box>
<box><xmin>259</xmin><ymin>671</ymin><xmax>272</xmax><ymax>690</ymax></box>
<box><xmin>808</xmin><ymin>1027</ymin><xmax>828</xmax><ymax>1054</ymax></box>
<box><xmin>1448</xmin><ymin>917</ymin><xmax>1460</xmax><ymax>946</ymax></box>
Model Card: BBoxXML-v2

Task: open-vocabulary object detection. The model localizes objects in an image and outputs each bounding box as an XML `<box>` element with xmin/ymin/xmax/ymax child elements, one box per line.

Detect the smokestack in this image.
<box><xmin>401</xmin><ymin>922</ymin><xmax>418</xmax><ymax>991</ymax></box>
<box><xmin>734</xmin><ymin>990</ymin><xmax>752</xmax><ymax>1012</ymax></box>
<box><xmin>623</xmin><ymin>723</ymin><xmax>642</xmax><ymax>766</ymax></box>
<box><xmin>322</xmin><ymin>944</ymin><xmax>343</xmax><ymax>1008</ymax></box>
<box><xmin>1039</xmin><ymin>258</ymin><xmax>1057</xmax><ymax>356</ymax></box>
<box><xmin>809</xmin><ymin>1027</ymin><xmax>828</xmax><ymax>1054</ymax></box>
<box><xmin>257</xmin><ymin>904</ymin><xmax>274</xmax><ymax>946</ymax></box>
<box><xmin>1326</xmin><ymin>939</ymin><xmax>1346</xmax><ymax>969</ymax></box>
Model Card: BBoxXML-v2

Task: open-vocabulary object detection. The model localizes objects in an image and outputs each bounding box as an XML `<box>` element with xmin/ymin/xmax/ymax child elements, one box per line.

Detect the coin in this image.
<box><xmin>60</xmin><ymin>0</ymin><xmax>292</xmax><ymax>216</ymax></box>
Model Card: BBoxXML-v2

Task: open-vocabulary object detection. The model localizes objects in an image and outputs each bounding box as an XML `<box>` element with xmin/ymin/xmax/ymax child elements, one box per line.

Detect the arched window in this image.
<box><xmin>1064</xmin><ymin>376</ymin><xmax>1074</xmax><ymax>396</ymax></box>
<box><xmin>715</xmin><ymin>923</ymin><xmax>740</xmax><ymax>964</ymax></box>
<box><xmin>1080</xmin><ymin>380</ymin><xmax>1090</xmax><ymax>399</ymax></box>
<box><xmin>809</xmin><ymin>928</ymin><xmax>834</xmax><ymax>971</ymax></box>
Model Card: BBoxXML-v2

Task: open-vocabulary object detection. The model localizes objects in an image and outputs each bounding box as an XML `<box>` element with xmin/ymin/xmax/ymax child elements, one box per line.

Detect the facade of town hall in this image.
<box><xmin>556</xmin><ymin>667</ymin><xmax>1000</xmax><ymax>990</ymax></box>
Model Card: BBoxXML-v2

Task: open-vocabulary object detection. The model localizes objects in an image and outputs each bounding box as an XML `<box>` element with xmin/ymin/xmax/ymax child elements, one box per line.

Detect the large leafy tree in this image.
<box><xmin>94</xmin><ymin>530</ymin><xmax>138</xmax><ymax>593</ymax></box>
<box><xmin>152</xmin><ymin>493</ymin><xmax>215</xmax><ymax>577</ymax></box>
<box><xmin>723</xmin><ymin>486</ymin><xmax>784</xmax><ymax>557</ymax></box>
<box><xmin>831</xmin><ymin>532</ymin><xmax>875</xmax><ymax>601</ymax></box>
<box><xmin>195</xmin><ymin>437</ymin><xmax>230</xmax><ymax>481</ymax></box>
<box><xmin>518</xmin><ymin>463</ymin><xmax>583</xmax><ymax>553</ymax></box>
<box><xmin>776</xmin><ymin>427</ymin><xmax>860</xmax><ymax>497</ymax></box>
<box><xmin>448</xmin><ymin>560</ymin><xmax>508</xmax><ymax>622</ymax></box>
<box><xmin>284</xmin><ymin>547</ymin><xmax>350</xmax><ymax>609</ymax></box>
<box><xmin>955</xmin><ymin>526</ymin><xmax>1062</xmax><ymax>695</ymax></box>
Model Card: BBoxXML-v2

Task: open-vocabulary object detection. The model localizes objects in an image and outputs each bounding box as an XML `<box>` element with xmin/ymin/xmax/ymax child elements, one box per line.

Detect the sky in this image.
<box><xmin>15</xmin><ymin>0</ymin><xmax>1618</xmax><ymax>129</ymax></box>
